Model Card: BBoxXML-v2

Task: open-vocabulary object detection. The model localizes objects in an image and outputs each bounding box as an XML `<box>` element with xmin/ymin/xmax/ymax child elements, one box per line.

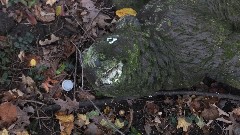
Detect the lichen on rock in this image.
<box><xmin>82</xmin><ymin>0</ymin><xmax>240</xmax><ymax>97</ymax></box>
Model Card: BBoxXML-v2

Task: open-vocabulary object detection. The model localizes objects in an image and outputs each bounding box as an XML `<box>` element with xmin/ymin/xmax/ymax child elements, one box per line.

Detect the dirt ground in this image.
<box><xmin>0</xmin><ymin>0</ymin><xmax>240</xmax><ymax>135</ymax></box>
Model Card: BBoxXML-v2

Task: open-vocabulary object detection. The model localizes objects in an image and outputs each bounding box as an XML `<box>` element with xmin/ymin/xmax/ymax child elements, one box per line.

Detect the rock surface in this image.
<box><xmin>82</xmin><ymin>0</ymin><xmax>240</xmax><ymax>97</ymax></box>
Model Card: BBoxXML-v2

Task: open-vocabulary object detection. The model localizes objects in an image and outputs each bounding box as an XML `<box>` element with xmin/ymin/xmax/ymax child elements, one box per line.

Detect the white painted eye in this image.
<box><xmin>107</xmin><ymin>37</ymin><xmax>118</xmax><ymax>44</ymax></box>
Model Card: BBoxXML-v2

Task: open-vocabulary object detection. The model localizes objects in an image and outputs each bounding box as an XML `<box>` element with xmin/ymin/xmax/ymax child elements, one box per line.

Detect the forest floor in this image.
<box><xmin>0</xmin><ymin>0</ymin><xmax>240</xmax><ymax>135</ymax></box>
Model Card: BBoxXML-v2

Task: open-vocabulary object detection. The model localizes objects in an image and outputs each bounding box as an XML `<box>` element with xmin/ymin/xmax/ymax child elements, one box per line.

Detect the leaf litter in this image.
<box><xmin>0</xmin><ymin>0</ymin><xmax>240</xmax><ymax>134</ymax></box>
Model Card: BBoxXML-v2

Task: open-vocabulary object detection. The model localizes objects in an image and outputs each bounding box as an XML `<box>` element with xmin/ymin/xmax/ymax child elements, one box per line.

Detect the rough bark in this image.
<box><xmin>82</xmin><ymin>0</ymin><xmax>240</xmax><ymax>97</ymax></box>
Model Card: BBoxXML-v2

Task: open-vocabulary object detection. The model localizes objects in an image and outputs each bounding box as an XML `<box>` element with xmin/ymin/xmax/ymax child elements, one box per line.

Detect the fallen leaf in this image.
<box><xmin>177</xmin><ymin>117</ymin><xmax>191</xmax><ymax>132</ymax></box>
<box><xmin>18</xmin><ymin>51</ymin><xmax>25</xmax><ymax>62</ymax></box>
<box><xmin>55</xmin><ymin>112</ymin><xmax>74</xmax><ymax>135</ymax></box>
<box><xmin>30</xmin><ymin>59</ymin><xmax>37</xmax><ymax>67</ymax></box>
<box><xmin>2</xmin><ymin>89</ymin><xmax>24</xmax><ymax>102</ymax></box>
<box><xmin>116</xmin><ymin>8</ymin><xmax>137</xmax><ymax>18</ymax></box>
<box><xmin>41</xmin><ymin>77</ymin><xmax>58</xmax><ymax>92</ymax></box>
<box><xmin>75</xmin><ymin>114</ymin><xmax>90</xmax><ymax>127</ymax></box>
<box><xmin>22</xmin><ymin>74</ymin><xmax>35</xmax><ymax>86</ymax></box>
<box><xmin>144</xmin><ymin>101</ymin><xmax>159</xmax><ymax>115</ymax></box>
<box><xmin>0</xmin><ymin>129</ymin><xmax>8</xmax><ymax>135</ymax></box>
<box><xmin>56</xmin><ymin>5</ymin><xmax>65</xmax><ymax>16</ymax></box>
<box><xmin>0</xmin><ymin>0</ymin><xmax>8</xmax><ymax>6</ymax></box>
<box><xmin>84</xmin><ymin>123</ymin><xmax>103</xmax><ymax>135</ymax></box>
<box><xmin>232</xmin><ymin>107</ymin><xmax>240</xmax><ymax>121</ymax></box>
<box><xmin>39</xmin><ymin>34</ymin><xmax>60</xmax><ymax>45</ymax></box>
<box><xmin>144</xmin><ymin>124</ymin><xmax>152</xmax><ymax>135</ymax></box>
<box><xmin>54</xmin><ymin>96</ymin><xmax>79</xmax><ymax>113</ymax></box>
<box><xmin>78</xmin><ymin>91</ymin><xmax>95</xmax><ymax>101</ymax></box>
<box><xmin>0</xmin><ymin>102</ymin><xmax>17</xmax><ymax>127</ymax></box>
<box><xmin>46</xmin><ymin>0</ymin><xmax>56</xmax><ymax>6</ymax></box>
<box><xmin>114</xmin><ymin>118</ymin><xmax>124</xmax><ymax>129</ymax></box>
<box><xmin>0</xmin><ymin>36</ymin><xmax>7</xmax><ymax>41</ymax></box>
<box><xmin>201</xmin><ymin>105</ymin><xmax>219</xmax><ymax>120</ymax></box>
<box><xmin>25</xmin><ymin>9</ymin><xmax>37</xmax><ymax>25</ymax></box>
<box><xmin>15</xmin><ymin>130</ymin><xmax>29</xmax><ymax>135</ymax></box>
<box><xmin>34</xmin><ymin>5</ymin><xmax>55</xmax><ymax>22</ymax></box>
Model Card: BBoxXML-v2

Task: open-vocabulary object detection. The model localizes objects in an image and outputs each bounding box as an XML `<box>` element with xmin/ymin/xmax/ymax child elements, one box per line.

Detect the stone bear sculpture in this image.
<box><xmin>82</xmin><ymin>0</ymin><xmax>240</xmax><ymax>97</ymax></box>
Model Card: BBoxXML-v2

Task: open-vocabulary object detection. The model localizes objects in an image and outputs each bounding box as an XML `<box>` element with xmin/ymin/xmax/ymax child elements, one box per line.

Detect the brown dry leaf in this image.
<box><xmin>0</xmin><ymin>36</ymin><xmax>7</xmax><ymax>41</ymax></box>
<box><xmin>93</xmin><ymin>13</ymin><xmax>111</xmax><ymax>28</ymax></box>
<box><xmin>2</xmin><ymin>89</ymin><xmax>24</xmax><ymax>102</ymax></box>
<box><xmin>78</xmin><ymin>91</ymin><xmax>95</xmax><ymax>101</ymax></box>
<box><xmin>39</xmin><ymin>34</ymin><xmax>60</xmax><ymax>45</ymax></box>
<box><xmin>41</xmin><ymin>77</ymin><xmax>58</xmax><ymax>92</ymax></box>
<box><xmin>25</xmin><ymin>10</ymin><xmax>37</xmax><ymax>25</ymax></box>
<box><xmin>46</xmin><ymin>0</ymin><xmax>56</xmax><ymax>6</ymax></box>
<box><xmin>22</xmin><ymin>74</ymin><xmax>35</xmax><ymax>86</ymax></box>
<box><xmin>0</xmin><ymin>129</ymin><xmax>8</xmax><ymax>135</ymax></box>
<box><xmin>55</xmin><ymin>112</ymin><xmax>74</xmax><ymax>135</ymax></box>
<box><xmin>54</xmin><ymin>96</ymin><xmax>79</xmax><ymax>113</ymax></box>
<box><xmin>12</xmin><ymin>107</ymin><xmax>31</xmax><ymax>130</ymax></box>
<box><xmin>144</xmin><ymin>101</ymin><xmax>159</xmax><ymax>115</ymax></box>
<box><xmin>0</xmin><ymin>102</ymin><xmax>17</xmax><ymax>127</ymax></box>
<box><xmin>144</xmin><ymin>124</ymin><xmax>152</xmax><ymax>135</ymax></box>
<box><xmin>232</xmin><ymin>107</ymin><xmax>240</xmax><ymax>121</ymax></box>
<box><xmin>34</xmin><ymin>5</ymin><xmax>55</xmax><ymax>22</ymax></box>
<box><xmin>84</xmin><ymin>123</ymin><xmax>103</xmax><ymax>135</ymax></box>
<box><xmin>80</xmin><ymin>0</ymin><xmax>99</xmax><ymax>23</ymax></box>
<box><xmin>201</xmin><ymin>105</ymin><xmax>219</xmax><ymax>120</ymax></box>
<box><xmin>177</xmin><ymin>117</ymin><xmax>191</xmax><ymax>132</ymax></box>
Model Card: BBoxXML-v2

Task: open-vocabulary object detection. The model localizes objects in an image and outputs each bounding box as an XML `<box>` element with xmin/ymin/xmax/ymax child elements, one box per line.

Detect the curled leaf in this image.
<box><xmin>116</xmin><ymin>8</ymin><xmax>137</xmax><ymax>18</ymax></box>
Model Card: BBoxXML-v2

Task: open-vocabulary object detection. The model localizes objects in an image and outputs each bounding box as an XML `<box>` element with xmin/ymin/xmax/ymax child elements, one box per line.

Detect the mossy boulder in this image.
<box><xmin>82</xmin><ymin>0</ymin><xmax>240</xmax><ymax>97</ymax></box>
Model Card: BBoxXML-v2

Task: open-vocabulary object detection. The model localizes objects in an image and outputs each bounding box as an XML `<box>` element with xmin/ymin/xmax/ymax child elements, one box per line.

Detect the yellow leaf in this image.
<box><xmin>116</xmin><ymin>8</ymin><xmax>137</xmax><ymax>18</ymax></box>
<box><xmin>56</xmin><ymin>6</ymin><xmax>62</xmax><ymax>16</ymax></box>
<box><xmin>30</xmin><ymin>59</ymin><xmax>36</xmax><ymax>67</ymax></box>
<box><xmin>176</xmin><ymin>117</ymin><xmax>191</xmax><ymax>132</ymax></box>
<box><xmin>0</xmin><ymin>129</ymin><xmax>8</xmax><ymax>135</ymax></box>
<box><xmin>114</xmin><ymin>118</ymin><xmax>124</xmax><ymax>129</ymax></box>
<box><xmin>55</xmin><ymin>112</ymin><xmax>74</xmax><ymax>135</ymax></box>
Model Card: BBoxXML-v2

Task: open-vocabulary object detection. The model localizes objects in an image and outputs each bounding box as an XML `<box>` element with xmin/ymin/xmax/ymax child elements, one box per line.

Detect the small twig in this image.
<box><xmin>22</xmin><ymin>100</ymin><xmax>46</xmax><ymax>105</ymax></box>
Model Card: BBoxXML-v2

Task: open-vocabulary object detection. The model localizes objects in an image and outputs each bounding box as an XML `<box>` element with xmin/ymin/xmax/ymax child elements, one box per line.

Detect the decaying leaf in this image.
<box><xmin>2</xmin><ymin>89</ymin><xmax>24</xmax><ymax>102</ymax></box>
<box><xmin>201</xmin><ymin>105</ymin><xmax>219</xmax><ymax>120</ymax></box>
<box><xmin>0</xmin><ymin>102</ymin><xmax>17</xmax><ymax>127</ymax></box>
<box><xmin>46</xmin><ymin>0</ymin><xmax>56</xmax><ymax>6</ymax></box>
<box><xmin>78</xmin><ymin>91</ymin><xmax>95</xmax><ymax>101</ymax></box>
<box><xmin>34</xmin><ymin>5</ymin><xmax>55</xmax><ymax>22</ymax></box>
<box><xmin>41</xmin><ymin>77</ymin><xmax>58</xmax><ymax>92</ymax></box>
<box><xmin>116</xmin><ymin>8</ymin><xmax>137</xmax><ymax>18</ymax></box>
<box><xmin>75</xmin><ymin>114</ymin><xmax>90</xmax><ymax>127</ymax></box>
<box><xmin>39</xmin><ymin>34</ymin><xmax>60</xmax><ymax>45</ymax></box>
<box><xmin>144</xmin><ymin>101</ymin><xmax>159</xmax><ymax>115</ymax></box>
<box><xmin>22</xmin><ymin>74</ymin><xmax>35</xmax><ymax>86</ymax></box>
<box><xmin>54</xmin><ymin>96</ymin><xmax>79</xmax><ymax>113</ymax></box>
<box><xmin>84</xmin><ymin>123</ymin><xmax>103</xmax><ymax>135</ymax></box>
<box><xmin>177</xmin><ymin>117</ymin><xmax>191</xmax><ymax>132</ymax></box>
<box><xmin>15</xmin><ymin>130</ymin><xmax>29</xmax><ymax>135</ymax></box>
<box><xmin>0</xmin><ymin>0</ymin><xmax>8</xmax><ymax>6</ymax></box>
<box><xmin>144</xmin><ymin>124</ymin><xmax>152</xmax><ymax>135</ymax></box>
<box><xmin>13</xmin><ymin>107</ymin><xmax>31</xmax><ymax>130</ymax></box>
<box><xmin>55</xmin><ymin>112</ymin><xmax>74</xmax><ymax>135</ymax></box>
<box><xmin>18</xmin><ymin>51</ymin><xmax>25</xmax><ymax>62</ymax></box>
<box><xmin>0</xmin><ymin>129</ymin><xmax>8</xmax><ymax>135</ymax></box>
<box><xmin>25</xmin><ymin>9</ymin><xmax>37</xmax><ymax>25</ymax></box>
<box><xmin>114</xmin><ymin>118</ymin><xmax>124</xmax><ymax>129</ymax></box>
